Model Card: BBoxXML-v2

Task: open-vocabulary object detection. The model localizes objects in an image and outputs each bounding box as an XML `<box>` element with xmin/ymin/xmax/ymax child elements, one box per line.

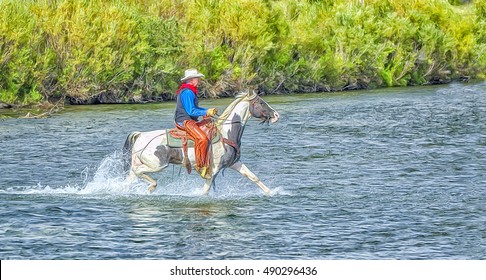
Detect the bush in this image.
<box><xmin>0</xmin><ymin>0</ymin><xmax>484</xmax><ymax>105</ymax></box>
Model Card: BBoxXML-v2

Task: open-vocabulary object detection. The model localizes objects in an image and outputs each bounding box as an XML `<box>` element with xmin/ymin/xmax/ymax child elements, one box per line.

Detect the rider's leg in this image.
<box><xmin>183</xmin><ymin>120</ymin><xmax>210</xmax><ymax>178</ymax></box>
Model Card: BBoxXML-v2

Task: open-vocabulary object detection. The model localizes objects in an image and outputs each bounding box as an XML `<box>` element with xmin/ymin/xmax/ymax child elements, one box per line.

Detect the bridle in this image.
<box><xmin>248</xmin><ymin>94</ymin><xmax>274</xmax><ymax>124</ymax></box>
<box><xmin>211</xmin><ymin>93</ymin><xmax>264</xmax><ymax>124</ymax></box>
<box><xmin>211</xmin><ymin>93</ymin><xmax>271</xmax><ymax>124</ymax></box>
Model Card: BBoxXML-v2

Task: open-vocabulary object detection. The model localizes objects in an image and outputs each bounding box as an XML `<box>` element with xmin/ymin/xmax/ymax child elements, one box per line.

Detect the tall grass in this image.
<box><xmin>0</xmin><ymin>0</ymin><xmax>484</xmax><ymax>105</ymax></box>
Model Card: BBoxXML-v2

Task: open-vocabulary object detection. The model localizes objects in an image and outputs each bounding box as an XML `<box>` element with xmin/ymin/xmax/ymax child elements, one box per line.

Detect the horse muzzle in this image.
<box><xmin>270</xmin><ymin>112</ymin><xmax>280</xmax><ymax>123</ymax></box>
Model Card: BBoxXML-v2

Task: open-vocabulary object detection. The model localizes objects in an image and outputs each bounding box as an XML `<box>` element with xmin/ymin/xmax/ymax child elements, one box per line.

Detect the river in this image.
<box><xmin>0</xmin><ymin>82</ymin><xmax>485</xmax><ymax>259</ymax></box>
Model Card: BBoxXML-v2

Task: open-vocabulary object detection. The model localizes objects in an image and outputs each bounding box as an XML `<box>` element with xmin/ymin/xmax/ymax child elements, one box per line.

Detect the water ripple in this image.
<box><xmin>1</xmin><ymin>83</ymin><xmax>486</xmax><ymax>259</ymax></box>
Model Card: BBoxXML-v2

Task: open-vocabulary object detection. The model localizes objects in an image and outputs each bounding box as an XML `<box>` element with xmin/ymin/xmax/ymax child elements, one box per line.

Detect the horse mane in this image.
<box><xmin>215</xmin><ymin>91</ymin><xmax>256</xmax><ymax>129</ymax></box>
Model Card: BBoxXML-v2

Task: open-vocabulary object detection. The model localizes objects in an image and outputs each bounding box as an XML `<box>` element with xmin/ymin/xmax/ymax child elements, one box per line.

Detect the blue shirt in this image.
<box><xmin>175</xmin><ymin>88</ymin><xmax>208</xmax><ymax>126</ymax></box>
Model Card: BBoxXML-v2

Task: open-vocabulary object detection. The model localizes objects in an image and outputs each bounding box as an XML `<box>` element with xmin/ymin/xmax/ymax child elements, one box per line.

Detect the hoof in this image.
<box><xmin>148</xmin><ymin>185</ymin><xmax>157</xmax><ymax>193</ymax></box>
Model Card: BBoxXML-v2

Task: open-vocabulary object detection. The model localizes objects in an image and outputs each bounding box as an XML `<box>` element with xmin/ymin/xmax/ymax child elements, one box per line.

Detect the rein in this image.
<box><xmin>210</xmin><ymin>116</ymin><xmax>244</xmax><ymax>124</ymax></box>
<box><xmin>212</xmin><ymin>94</ymin><xmax>261</xmax><ymax>125</ymax></box>
<box><xmin>134</xmin><ymin>133</ymin><xmax>165</xmax><ymax>156</ymax></box>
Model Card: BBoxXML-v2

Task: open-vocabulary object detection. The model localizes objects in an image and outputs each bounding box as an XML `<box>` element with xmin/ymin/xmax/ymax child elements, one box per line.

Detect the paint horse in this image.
<box><xmin>123</xmin><ymin>91</ymin><xmax>280</xmax><ymax>194</ymax></box>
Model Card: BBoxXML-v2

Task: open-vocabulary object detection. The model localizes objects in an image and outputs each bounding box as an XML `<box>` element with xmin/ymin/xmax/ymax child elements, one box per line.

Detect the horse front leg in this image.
<box><xmin>230</xmin><ymin>161</ymin><xmax>271</xmax><ymax>194</ymax></box>
<box><xmin>202</xmin><ymin>178</ymin><xmax>212</xmax><ymax>195</ymax></box>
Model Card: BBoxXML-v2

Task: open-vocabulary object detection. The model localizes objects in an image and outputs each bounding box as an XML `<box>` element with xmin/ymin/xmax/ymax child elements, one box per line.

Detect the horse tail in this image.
<box><xmin>123</xmin><ymin>132</ymin><xmax>140</xmax><ymax>173</ymax></box>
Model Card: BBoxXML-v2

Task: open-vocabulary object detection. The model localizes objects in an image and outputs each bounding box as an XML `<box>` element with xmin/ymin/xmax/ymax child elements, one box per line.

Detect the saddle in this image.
<box><xmin>166</xmin><ymin>118</ymin><xmax>218</xmax><ymax>174</ymax></box>
<box><xmin>165</xmin><ymin>117</ymin><xmax>240</xmax><ymax>175</ymax></box>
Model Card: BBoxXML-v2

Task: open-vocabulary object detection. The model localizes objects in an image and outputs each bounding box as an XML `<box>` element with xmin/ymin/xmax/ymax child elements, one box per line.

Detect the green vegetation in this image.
<box><xmin>0</xmin><ymin>0</ymin><xmax>485</xmax><ymax>106</ymax></box>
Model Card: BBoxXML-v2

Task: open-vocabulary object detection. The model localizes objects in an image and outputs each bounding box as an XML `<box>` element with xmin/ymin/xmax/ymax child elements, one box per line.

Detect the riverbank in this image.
<box><xmin>0</xmin><ymin>80</ymin><xmax>479</xmax><ymax>120</ymax></box>
<box><xmin>1</xmin><ymin>0</ymin><xmax>485</xmax><ymax>108</ymax></box>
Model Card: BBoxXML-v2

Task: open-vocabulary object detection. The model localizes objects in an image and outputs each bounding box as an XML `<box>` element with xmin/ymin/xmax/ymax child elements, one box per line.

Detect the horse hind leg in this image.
<box><xmin>130</xmin><ymin>153</ymin><xmax>166</xmax><ymax>193</ymax></box>
<box><xmin>137</xmin><ymin>145</ymin><xmax>174</xmax><ymax>193</ymax></box>
<box><xmin>134</xmin><ymin>164</ymin><xmax>165</xmax><ymax>193</ymax></box>
<box><xmin>140</xmin><ymin>173</ymin><xmax>159</xmax><ymax>193</ymax></box>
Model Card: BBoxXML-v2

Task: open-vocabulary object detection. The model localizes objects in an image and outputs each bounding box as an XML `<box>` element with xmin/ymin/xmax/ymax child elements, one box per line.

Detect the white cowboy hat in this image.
<box><xmin>181</xmin><ymin>69</ymin><xmax>205</xmax><ymax>81</ymax></box>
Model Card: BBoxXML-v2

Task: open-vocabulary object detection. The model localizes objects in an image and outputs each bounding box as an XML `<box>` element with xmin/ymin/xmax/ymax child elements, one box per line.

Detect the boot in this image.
<box><xmin>198</xmin><ymin>166</ymin><xmax>211</xmax><ymax>180</ymax></box>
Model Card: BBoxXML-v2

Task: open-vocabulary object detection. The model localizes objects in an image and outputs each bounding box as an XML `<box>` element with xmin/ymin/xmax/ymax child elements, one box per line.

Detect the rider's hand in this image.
<box><xmin>206</xmin><ymin>108</ymin><xmax>218</xmax><ymax>117</ymax></box>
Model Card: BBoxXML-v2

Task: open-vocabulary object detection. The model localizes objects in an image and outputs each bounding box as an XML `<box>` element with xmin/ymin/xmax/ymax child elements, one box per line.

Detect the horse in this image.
<box><xmin>122</xmin><ymin>91</ymin><xmax>280</xmax><ymax>195</ymax></box>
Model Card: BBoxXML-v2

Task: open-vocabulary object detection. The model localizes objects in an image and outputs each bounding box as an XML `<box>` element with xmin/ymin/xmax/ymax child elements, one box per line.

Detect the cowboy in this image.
<box><xmin>174</xmin><ymin>69</ymin><xmax>218</xmax><ymax>179</ymax></box>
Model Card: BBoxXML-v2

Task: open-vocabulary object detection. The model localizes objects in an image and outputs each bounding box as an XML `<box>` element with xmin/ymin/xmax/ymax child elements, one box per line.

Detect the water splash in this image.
<box><xmin>3</xmin><ymin>151</ymin><xmax>281</xmax><ymax>198</ymax></box>
<box><xmin>78</xmin><ymin>150</ymin><xmax>143</xmax><ymax>195</ymax></box>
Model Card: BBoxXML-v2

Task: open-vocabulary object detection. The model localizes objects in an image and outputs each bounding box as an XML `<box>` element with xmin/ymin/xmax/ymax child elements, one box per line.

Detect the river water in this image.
<box><xmin>0</xmin><ymin>83</ymin><xmax>485</xmax><ymax>259</ymax></box>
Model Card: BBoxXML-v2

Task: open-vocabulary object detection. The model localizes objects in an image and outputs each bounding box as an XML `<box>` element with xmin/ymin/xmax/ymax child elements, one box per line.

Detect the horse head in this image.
<box><xmin>248</xmin><ymin>91</ymin><xmax>280</xmax><ymax>124</ymax></box>
<box><xmin>215</xmin><ymin>90</ymin><xmax>280</xmax><ymax>130</ymax></box>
